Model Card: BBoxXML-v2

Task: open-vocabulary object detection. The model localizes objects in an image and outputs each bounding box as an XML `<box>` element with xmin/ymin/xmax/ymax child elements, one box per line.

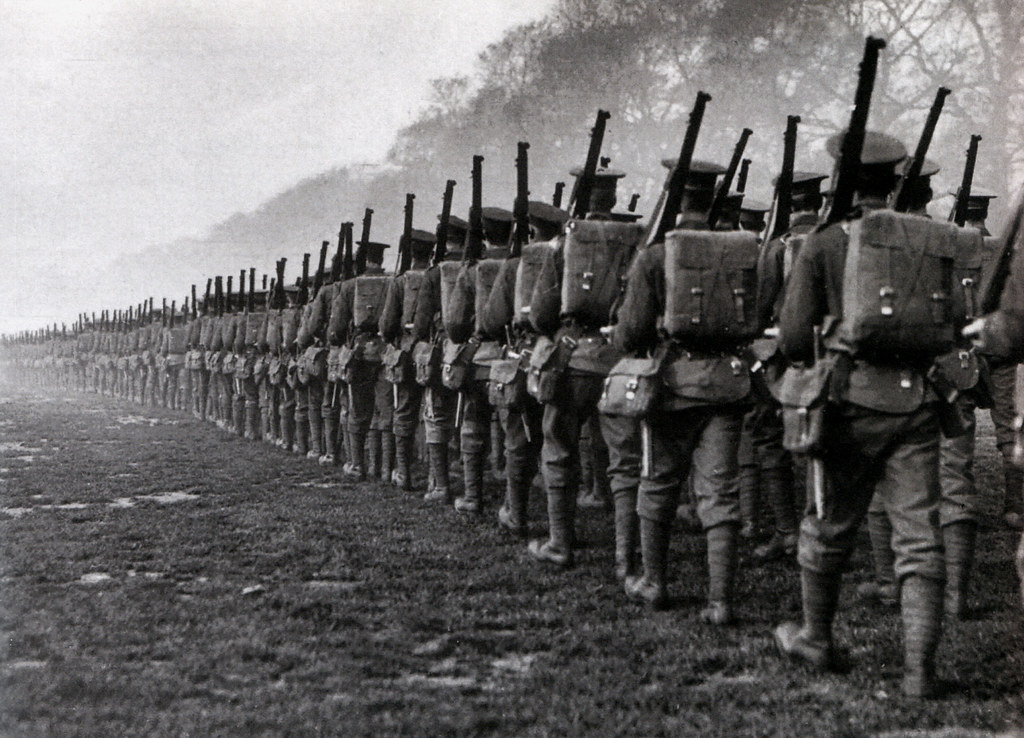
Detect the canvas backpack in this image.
<box><xmin>837</xmin><ymin>210</ymin><xmax>957</xmax><ymax>359</ymax></box>
<box><xmin>353</xmin><ymin>275</ymin><xmax>389</xmax><ymax>332</ymax></box>
<box><xmin>474</xmin><ymin>259</ymin><xmax>504</xmax><ymax>334</ymax></box>
<box><xmin>561</xmin><ymin>220</ymin><xmax>644</xmax><ymax>327</ymax></box>
<box><xmin>439</xmin><ymin>262</ymin><xmax>462</xmax><ymax>327</ymax></box>
<box><xmin>514</xmin><ymin>240</ymin><xmax>557</xmax><ymax>325</ymax></box>
<box><xmin>401</xmin><ymin>270</ymin><xmax>427</xmax><ymax>327</ymax></box>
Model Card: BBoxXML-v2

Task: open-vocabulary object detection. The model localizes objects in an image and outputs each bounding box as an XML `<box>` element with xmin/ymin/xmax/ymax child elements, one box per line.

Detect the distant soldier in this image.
<box><xmin>774</xmin><ymin>131</ymin><xmax>959</xmax><ymax>698</ymax></box>
<box><xmin>296</xmin><ymin>266</ymin><xmax>339</xmax><ymax>461</ymax></box>
<box><xmin>379</xmin><ymin>229</ymin><xmax>437</xmax><ymax>489</ymax></box>
<box><xmin>615</xmin><ymin>160</ymin><xmax>752</xmax><ymax>622</ymax></box>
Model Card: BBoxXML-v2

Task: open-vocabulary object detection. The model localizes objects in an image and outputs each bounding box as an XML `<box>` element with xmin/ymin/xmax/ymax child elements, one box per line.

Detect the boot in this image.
<box><xmin>344</xmin><ymin>433</ymin><xmax>366</xmax><ymax>479</ymax></box>
<box><xmin>280</xmin><ymin>405</ymin><xmax>296</xmax><ymax>452</ymax></box>
<box><xmin>614</xmin><ymin>493</ymin><xmax>639</xmax><ymax>580</ymax></box>
<box><xmin>260</xmin><ymin>407</ymin><xmax>273</xmax><ymax>444</ymax></box>
<box><xmin>308</xmin><ymin>405</ymin><xmax>323</xmax><ymax>459</ymax></box>
<box><xmin>857</xmin><ymin>510</ymin><xmax>898</xmax><ymax>605</ymax></box>
<box><xmin>753</xmin><ymin>465</ymin><xmax>798</xmax><ymax>562</ymax></box>
<box><xmin>245</xmin><ymin>401</ymin><xmax>260</xmax><ymax>441</ymax></box>
<box><xmin>380</xmin><ymin>432</ymin><xmax>395</xmax><ymax>484</ymax></box>
<box><xmin>423</xmin><ymin>443</ymin><xmax>451</xmax><ymax>502</ymax></box>
<box><xmin>702</xmin><ymin>523</ymin><xmax>738</xmax><ymax>624</ymax></box>
<box><xmin>528</xmin><ymin>483</ymin><xmax>575</xmax><ymax>567</ymax></box>
<box><xmin>321</xmin><ymin>413</ymin><xmax>337</xmax><ymax>466</ymax></box>
<box><xmin>624</xmin><ymin>517</ymin><xmax>670</xmax><ymax>608</ymax></box>
<box><xmin>942</xmin><ymin>522</ymin><xmax>976</xmax><ymax>620</ymax></box>
<box><xmin>774</xmin><ymin>568</ymin><xmax>842</xmax><ymax>671</ymax></box>
<box><xmin>901</xmin><ymin>575</ymin><xmax>943</xmax><ymax>698</ymax></box>
<box><xmin>498</xmin><ymin>463</ymin><xmax>530</xmax><ymax>538</ymax></box>
<box><xmin>366</xmin><ymin>430</ymin><xmax>381</xmax><ymax>478</ymax></box>
<box><xmin>392</xmin><ymin>434</ymin><xmax>414</xmax><ymax>491</ymax></box>
<box><xmin>294</xmin><ymin>410</ymin><xmax>309</xmax><ymax>456</ymax></box>
<box><xmin>490</xmin><ymin>416</ymin><xmax>506</xmax><ymax>482</ymax></box>
<box><xmin>233</xmin><ymin>395</ymin><xmax>245</xmax><ymax>436</ymax></box>
<box><xmin>454</xmin><ymin>452</ymin><xmax>484</xmax><ymax>513</ymax></box>
<box><xmin>1002</xmin><ymin>463</ymin><xmax>1024</xmax><ymax>530</ymax></box>
<box><xmin>738</xmin><ymin>464</ymin><xmax>759</xmax><ymax>539</ymax></box>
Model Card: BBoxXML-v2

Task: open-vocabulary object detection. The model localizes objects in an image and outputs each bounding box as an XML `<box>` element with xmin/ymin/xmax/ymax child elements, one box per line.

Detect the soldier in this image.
<box><xmin>480</xmin><ymin>201</ymin><xmax>569</xmax><ymax>535</ymax></box>
<box><xmin>379</xmin><ymin>228</ymin><xmax>437</xmax><ymax>490</ymax></box>
<box><xmin>296</xmin><ymin>261</ymin><xmax>341</xmax><ymax>462</ymax></box>
<box><xmin>748</xmin><ymin>171</ymin><xmax>828</xmax><ymax>562</ymax></box>
<box><xmin>615</xmin><ymin>159</ymin><xmax>752</xmax><ymax>622</ymax></box>
<box><xmin>162</xmin><ymin>303</ymin><xmax>188</xmax><ymax>411</ymax></box>
<box><xmin>445</xmin><ymin>206</ymin><xmax>513</xmax><ymax>513</ymax></box>
<box><xmin>281</xmin><ymin>281</ymin><xmax>304</xmax><ymax>452</ymax></box>
<box><xmin>327</xmin><ymin>241</ymin><xmax>391</xmax><ymax>478</ymax></box>
<box><xmin>774</xmin><ymin>131</ymin><xmax>954</xmax><ymax>698</ymax></box>
<box><xmin>526</xmin><ymin>166</ymin><xmax>642</xmax><ymax>569</ymax></box>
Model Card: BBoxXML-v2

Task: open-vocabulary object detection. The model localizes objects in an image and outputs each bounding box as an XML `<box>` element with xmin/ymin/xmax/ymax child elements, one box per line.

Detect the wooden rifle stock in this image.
<box><xmin>300</xmin><ymin>253</ymin><xmax>310</xmax><ymax>305</ymax></box>
<box><xmin>332</xmin><ymin>221</ymin><xmax>346</xmax><ymax>282</ymax></box>
<box><xmin>708</xmin><ymin>127</ymin><xmax>753</xmax><ymax>229</ymax></box>
<box><xmin>399</xmin><ymin>193</ymin><xmax>415</xmax><ymax>274</ymax></box>
<box><xmin>552</xmin><ymin>182</ymin><xmax>565</xmax><ymax>208</ymax></box>
<box><xmin>770</xmin><ymin>115</ymin><xmax>801</xmax><ymax>240</ymax></box>
<box><xmin>357</xmin><ymin>208</ymin><xmax>373</xmax><ymax>275</ymax></box>
<box><xmin>980</xmin><ymin>189</ymin><xmax>1024</xmax><ymax>314</ymax></box>
<box><xmin>949</xmin><ymin>134</ymin><xmax>982</xmax><ymax>226</ymax></box>
<box><xmin>569</xmin><ymin>109</ymin><xmax>610</xmax><ymax>219</ymax></box>
<box><xmin>248</xmin><ymin>268</ymin><xmax>255</xmax><ymax>312</ymax></box>
<box><xmin>512</xmin><ymin>142</ymin><xmax>530</xmax><ymax>258</ymax></box>
<box><xmin>274</xmin><ymin>258</ymin><xmax>287</xmax><ymax>310</ymax></box>
<box><xmin>737</xmin><ymin>158</ymin><xmax>751</xmax><ymax>194</ymax></box>
<box><xmin>215</xmin><ymin>277</ymin><xmax>224</xmax><ymax>317</ymax></box>
<box><xmin>313</xmin><ymin>241</ymin><xmax>329</xmax><ymax>295</ymax></box>
<box><xmin>342</xmin><ymin>222</ymin><xmax>354</xmax><ymax>280</ymax></box>
<box><xmin>191</xmin><ymin>285</ymin><xmax>198</xmax><ymax>319</ymax></box>
<box><xmin>466</xmin><ymin>157</ymin><xmax>484</xmax><ymax>261</ymax></box>
<box><xmin>434</xmin><ymin>179</ymin><xmax>456</xmax><ymax>265</ymax></box>
<box><xmin>646</xmin><ymin>91</ymin><xmax>712</xmax><ymax>246</ymax></box>
<box><xmin>225</xmin><ymin>277</ymin><xmax>233</xmax><ymax>315</ymax></box>
<box><xmin>893</xmin><ymin>86</ymin><xmax>950</xmax><ymax>212</ymax></box>
<box><xmin>825</xmin><ymin>36</ymin><xmax>887</xmax><ymax>226</ymax></box>
<box><xmin>238</xmin><ymin>270</ymin><xmax>246</xmax><ymax>313</ymax></box>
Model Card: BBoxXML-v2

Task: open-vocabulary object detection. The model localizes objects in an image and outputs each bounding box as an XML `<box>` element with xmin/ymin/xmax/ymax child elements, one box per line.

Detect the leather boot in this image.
<box><xmin>753</xmin><ymin>465</ymin><xmax>798</xmax><ymax>562</ymax></box>
<box><xmin>308</xmin><ymin>405</ymin><xmax>323</xmax><ymax>459</ymax></box>
<box><xmin>498</xmin><ymin>462</ymin><xmax>530</xmax><ymax>538</ymax></box>
<box><xmin>280</xmin><ymin>405</ymin><xmax>296</xmax><ymax>452</ymax></box>
<box><xmin>528</xmin><ymin>483</ymin><xmax>575</xmax><ymax>567</ymax></box>
<box><xmin>942</xmin><ymin>522</ymin><xmax>976</xmax><ymax>619</ymax></box>
<box><xmin>294</xmin><ymin>409</ymin><xmax>309</xmax><ymax>456</ymax></box>
<box><xmin>614</xmin><ymin>492</ymin><xmax>639</xmax><ymax>580</ymax></box>
<box><xmin>624</xmin><ymin>517</ymin><xmax>670</xmax><ymax>608</ymax></box>
<box><xmin>1002</xmin><ymin>462</ymin><xmax>1024</xmax><ymax>529</ymax></box>
<box><xmin>392</xmin><ymin>434</ymin><xmax>414</xmax><ymax>491</ymax></box>
<box><xmin>774</xmin><ymin>568</ymin><xmax>842</xmax><ymax>671</ymax></box>
<box><xmin>380</xmin><ymin>432</ymin><xmax>395</xmax><ymax>484</ymax></box>
<box><xmin>366</xmin><ymin>430</ymin><xmax>381</xmax><ymax>478</ymax></box>
<box><xmin>321</xmin><ymin>413</ymin><xmax>337</xmax><ymax>466</ymax></box>
<box><xmin>344</xmin><ymin>433</ymin><xmax>366</xmax><ymax>479</ymax></box>
<box><xmin>703</xmin><ymin>523</ymin><xmax>738</xmax><ymax>624</ymax></box>
<box><xmin>738</xmin><ymin>464</ymin><xmax>759</xmax><ymax>539</ymax></box>
<box><xmin>424</xmin><ymin>443</ymin><xmax>451</xmax><ymax>502</ymax></box>
<box><xmin>490</xmin><ymin>416</ymin><xmax>506</xmax><ymax>482</ymax></box>
<box><xmin>857</xmin><ymin>510</ymin><xmax>897</xmax><ymax>605</ymax></box>
<box><xmin>455</xmin><ymin>452</ymin><xmax>484</xmax><ymax>513</ymax></box>
<box><xmin>901</xmin><ymin>575</ymin><xmax>943</xmax><ymax>698</ymax></box>
<box><xmin>260</xmin><ymin>406</ymin><xmax>272</xmax><ymax>443</ymax></box>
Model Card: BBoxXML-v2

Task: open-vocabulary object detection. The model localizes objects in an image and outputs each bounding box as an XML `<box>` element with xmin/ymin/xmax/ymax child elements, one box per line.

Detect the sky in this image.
<box><xmin>1</xmin><ymin>0</ymin><xmax>557</xmax><ymax>335</ymax></box>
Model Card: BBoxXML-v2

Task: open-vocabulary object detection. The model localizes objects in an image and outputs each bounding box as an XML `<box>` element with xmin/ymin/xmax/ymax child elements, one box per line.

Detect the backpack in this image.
<box><xmin>951</xmin><ymin>228</ymin><xmax>986</xmax><ymax>323</ymax></box>
<box><xmin>244</xmin><ymin>312</ymin><xmax>265</xmax><ymax>347</ymax></box>
<box><xmin>663</xmin><ymin>229</ymin><xmax>761</xmax><ymax>341</ymax></box>
<box><xmin>353</xmin><ymin>275</ymin><xmax>389</xmax><ymax>332</ymax></box>
<box><xmin>838</xmin><ymin>210</ymin><xmax>957</xmax><ymax>359</ymax></box>
<box><xmin>474</xmin><ymin>259</ymin><xmax>504</xmax><ymax>334</ymax></box>
<box><xmin>401</xmin><ymin>270</ymin><xmax>427</xmax><ymax>327</ymax></box>
<box><xmin>439</xmin><ymin>262</ymin><xmax>462</xmax><ymax>327</ymax></box>
<box><xmin>561</xmin><ymin>220</ymin><xmax>644</xmax><ymax>327</ymax></box>
<box><xmin>514</xmin><ymin>240</ymin><xmax>557</xmax><ymax>325</ymax></box>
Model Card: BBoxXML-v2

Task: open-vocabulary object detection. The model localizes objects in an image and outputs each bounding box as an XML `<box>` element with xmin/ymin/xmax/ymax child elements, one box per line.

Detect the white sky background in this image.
<box><xmin>1</xmin><ymin>0</ymin><xmax>557</xmax><ymax>335</ymax></box>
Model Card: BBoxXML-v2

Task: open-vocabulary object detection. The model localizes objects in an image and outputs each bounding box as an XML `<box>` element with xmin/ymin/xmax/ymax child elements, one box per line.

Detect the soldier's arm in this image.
<box><xmin>327</xmin><ymin>281</ymin><xmax>352</xmax><ymax>346</ymax></box>
<box><xmin>756</xmin><ymin>237</ymin><xmax>786</xmax><ymax>330</ymax></box>
<box><xmin>529</xmin><ymin>247</ymin><xmax>563</xmax><ymax>336</ymax></box>
<box><xmin>445</xmin><ymin>263</ymin><xmax>476</xmax><ymax>344</ymax></box>
<box><xmin>379</xmin><ymin>277</ymin><xmax>403</xmax><ymax>342</ymax></box>
<box><xmin>479</xmin><ymin>257</ymin><xmax>517</xmax><ymax>339</ymax></box>
<box><xmin>613</xmin><ymin>247</ymin><xmax>660</xmax><ymax>354</ymax></box>
<box><xmin>976</xmin><ymin>235</ymin><xmax>1024</xmax><ymax>362</ymax></box>
<box><xmin>412</xmin><ymin>268</ymin><xmax>440</xmax><ymax>342</ymax></box>
<box><xmin>778</xmin><ymin>231</ymin><xmax>830</xmax><ymax>363</ymax></box>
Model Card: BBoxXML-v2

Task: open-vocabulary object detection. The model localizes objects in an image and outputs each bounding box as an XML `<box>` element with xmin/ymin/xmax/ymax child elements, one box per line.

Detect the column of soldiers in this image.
<box><xmin>6</xmin><ymin>65</ymin><xmax>1024</xmax><ymax>702</ymax></box>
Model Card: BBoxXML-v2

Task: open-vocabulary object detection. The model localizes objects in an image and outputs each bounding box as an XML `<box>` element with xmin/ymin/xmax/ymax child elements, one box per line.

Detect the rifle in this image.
<box><xmin>248</xmin><ymin>268</ymin><xmax>256</xmax><ymax>312</ymax></box>
<box><xmin>275</xmin><ymin>258</ymin><xmax>287</xmax><ymax>310</ymax></box>
<box><xmin>398</xmin><ymin>193</ymin><xmax>415</xmax><ymax>274</ymax></box>
<box><xmin>356</xmin><ymin>208</ymin><xmax>373</xmax><ymax>275</ymax></box>
<box><xmin>435</xmin><ymin>179</ymin><xmax>456</xmax><ymax>265</ymax></box>
<box><xmin>824</xmin><ymin>36</ymin><xmax>887</xmax><ymax>225</ymax></box>
<box><xmin>238</xmin><ymin>270</ymin><xmax>246</xmax><ymax>313</ymax></box>
<box><xmin>331</xmin><ymin>221</ymin><xmax>346</xmax><ymax>282</ymax></box>
<box><xmin>215</xmin><ymin>277</ymin><xmax>224</xmax><ymax>317</ymax></box>
<box><xmin>628</xmin><ymin>193</ymin><xmax>640</xmax><ymax>212</ymax></box>
<box><xmin>262</xmin><ymin>274</ymin><xmax>268</xmax><ymax>291</ymax></box>
<box><xmin>225</xmin><ymin>277</ymin><xmax>233</xmax><ymax>315</ymax></box>
<box><xmin>645</xmin><ymin>90</ymin><xmax>712</xmax><ymax>246</ymax></box>
<box><xmin>300</xmin><ymin>253</ymin><xmax>310</xmax><ymax>305</ymax></box>
<box><xmin>466</xmin><ymin>156</ymin><xmax>485</xmax><ymax>261</ymax></box>
<box><xmin>552</xmin><ymin>182</ymin><xmax>565</xmax><ymax>208</ymax></box>
<box><xmin>770</xmin><ymin>115</ymin><xmax>801</xmax><ymax>240</ymax></box>
<box><xmin>893</xmin><ymin>86</ymin><xmax>951</xmax><ymax>212</ymax></box>
<box><xmin>169</xmin><ymin>301</ymin><xmax>176</xmax><ymax>328</ymax></box>
<box><xmin>569</xmin><ymin>109</ymin><xmax>611</xmax><ymax>219</ymax></box>
<box><xmin>162</xmin><ymin>298</ymin><xmax>168</xmax><ymax>327</ymax></box>
<box><xmin>708</xmin><ymin>127</ymin><xmax>753</xmax><ymax>229</ymax></box>
<box><xmin>949</xmin><ymin>134</ymin><xmax>982</xmax><ymax>226</ymax></box>
<box><xmin>191</xmin><ymin>285</ymin><xmax>198</xmax><ymax>319</ymax></box>
<box><xmin>313</xmin><ymin>240</ymin><xmax>329</xmax><ymax>295</ymax></box>
<box><xmin>204</xmin><ymin>279</ymin><xmax>212</xmax><ymax>316</ymax></box>
<box><xmin>737</xmin><ymin>158</ymin><xmax>752</xmax><ymax>194</ymax></box>
<box><xmin>512</xmin><ymin>142</ymin><xmax>530</xmax><ymax>258</ymax></box>
<box><xmin>342</xmin><ymin>222</ymin><xmax>355</xmax><ymax>280</ymax></box>
<box><xmin>980</xmin><ymin>189</ymin><xmax>1024</xmax><ymax>314</ymax></box>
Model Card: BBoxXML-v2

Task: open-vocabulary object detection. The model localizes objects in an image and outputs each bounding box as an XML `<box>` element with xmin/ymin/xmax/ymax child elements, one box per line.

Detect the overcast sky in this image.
<box><xmin>1</xmin><ymin>0</ymin><xmax>556</xmax><ymax>334</ymax></box>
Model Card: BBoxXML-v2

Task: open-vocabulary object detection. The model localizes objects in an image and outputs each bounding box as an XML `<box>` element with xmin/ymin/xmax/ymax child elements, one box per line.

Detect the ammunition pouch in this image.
<box><xmin>296</xmin><ymin>345</ymin><xmax>328</xmax><ymax>384</ymax></box>
<box><xmin>661</xmin><ymin>352</ymin><xmax>751</xmax><ymax>406</ymax></box>
<box><xmin>251</xmin><ymin>355</ymin><xmax>268</xmax><ymax>383</ymax></box>
<box><xmin>414</xmin><ymin>339</ymin><xmax>443</xmax><ymax>388</ymax></box>
<box><xmin>285</xmin><ymin>357</ymin><xmax>300</xmax><ymax>389</ymax></box>
<box><xmin>268</xmin><ymin>356</ymin><xmax>286</xmax><ymax>386</ymax></box>
<box><xmin>382</xmin><ymin>335</ymin><xmax>416</xmax><ymax>384</ymax></box>
<box><xmin>221</xmin><ymin>352</ymin><xmax>238</xmax><ymax>376</ymax></box>
<box><xmin>234</xmin><ymin>352</ymin><xmax>256</xmax><ymax>381</ymax></box>
<box><xmin>441</xmin><ymin>338</ymin><xmax>479</xmax><ymax>391</ymax></box>
<box><xmin>598</xmin><ymin>348</ymin><xmax>667</xmax><ymax>418</ymax></box>
<box><xmin>527</xmin><ymin>334</ymin><xmax>576</xmax><ymax>404</ymax></box>
<box><xmin>488</xmin><ymin>355</ymin><xmax>529</xmax><ymax>410</ymax></box>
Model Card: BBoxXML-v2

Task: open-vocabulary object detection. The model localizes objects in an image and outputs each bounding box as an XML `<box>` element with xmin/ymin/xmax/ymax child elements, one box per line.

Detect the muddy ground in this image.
<box><xmin>0</xmin><ymin>379</ymin><xmax>1022</xmax><ymax>736</ymax></box>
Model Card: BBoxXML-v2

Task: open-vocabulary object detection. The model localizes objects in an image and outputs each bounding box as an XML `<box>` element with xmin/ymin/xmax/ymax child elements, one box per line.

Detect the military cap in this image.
<box><xmin>899</xmin><ymin>157</ymin><xmax>940</xmax><ymax>178</ymax></box>
<box><xmin>825</xmin><ymin>130</ymin><xmax>907</xmax><ymax>165</ymax></box>
<box><xmin>570</xmin><ymin>166</ymin><xmax>627</xmax><ymax>210</ymax></box>
<box><xmin>528</xmin><ymin>201</ymin><xmax>570</xmax><ymax>240</ymax></box>
<box><xmin>481</xmin><ymin>206</ymin><xmax>514</xmax><ymax>245</ymax></box>
<box><xmin>957</xmin><ymin>188</ymin><xmax>997</xmax><ymax>223</ymax></box>
<box><xmin>440</xmin><ymin>214</ymin><xmax>469</xmax><ymax>244</ymax></box>
<box><xmin>409</xmin><ymin>228</ymin><xmax>436</xmax><ymax>245</ymax></box>
<box><xmin>739</xmin><ymin>198</ymin><xmax>770</xmax><ymax>232</ymax></box>
<box><xmin>569</xmin><ymin>166</ymin><xmax>627</xmax><ymax>181</ymax></box>
<box><xmin>775</xmin><ymin>171</ymin><xmax>829</xmax><ymax>198</ymax></box>
<box><xmin>362</xmin><ymin>241</ymin><xmax>389</xmax><ymax>265</ymax></box>
<box><xmin>408</xmin><ymin>228</ymin><xmax>435</xmax><ymax>259</ymax></box>
<box><xmin>662</xmin><ymin>159</ymin><xmax>727</xmax><ymax>192</ymax></box>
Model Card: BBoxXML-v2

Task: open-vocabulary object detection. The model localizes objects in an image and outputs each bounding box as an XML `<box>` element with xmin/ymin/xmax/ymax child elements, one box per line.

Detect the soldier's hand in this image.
<box><xmin>962</xmin><ymin>317</ymin><xmax>986</xmax><ymax>349</ymax></box>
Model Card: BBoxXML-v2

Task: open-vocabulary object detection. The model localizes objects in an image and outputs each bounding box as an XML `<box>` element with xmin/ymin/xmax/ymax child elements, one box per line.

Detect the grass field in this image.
<box><xmin>1</xmin><ymin>380</ymin><xmax>1023</xmax><ymax>736</ymax></box>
